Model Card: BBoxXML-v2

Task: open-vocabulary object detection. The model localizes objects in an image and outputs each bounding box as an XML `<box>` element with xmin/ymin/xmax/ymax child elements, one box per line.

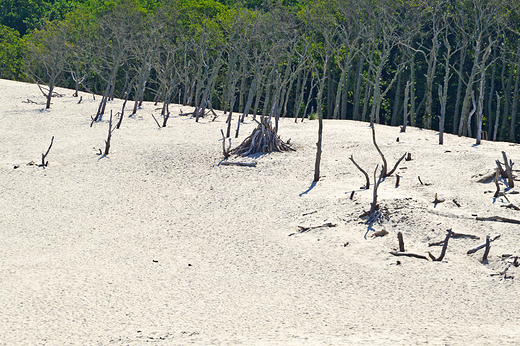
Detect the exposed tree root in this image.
<box><xmin>230</xmin><ymin>117</ymin><xmax>294</xmax><ymax>156</ymax></box>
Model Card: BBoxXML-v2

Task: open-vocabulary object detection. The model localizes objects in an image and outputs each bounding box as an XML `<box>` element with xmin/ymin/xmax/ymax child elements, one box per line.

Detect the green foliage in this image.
<box><xmin>0</xmin><ymin>0</ymin><xmax>88</xmax><ymax>35</ymax></box>
<box><xmin>0</xmin><ymin>24</ymin><xmax>25</xmax><ymax>80</ymax></box>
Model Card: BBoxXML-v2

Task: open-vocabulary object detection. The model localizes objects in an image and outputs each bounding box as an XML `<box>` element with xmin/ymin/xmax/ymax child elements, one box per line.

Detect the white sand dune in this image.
<box><xmin>1</xmin><ymin>78</ymin><xmax>520</xmax><ymax>345</ymax></box>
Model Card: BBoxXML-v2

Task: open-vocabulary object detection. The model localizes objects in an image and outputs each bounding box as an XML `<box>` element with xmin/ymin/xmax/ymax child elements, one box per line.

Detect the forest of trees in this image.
<box><xmin>2</xmin><ymin>0</ymin><xmax>520</xmax><ymax>142</ymax></box>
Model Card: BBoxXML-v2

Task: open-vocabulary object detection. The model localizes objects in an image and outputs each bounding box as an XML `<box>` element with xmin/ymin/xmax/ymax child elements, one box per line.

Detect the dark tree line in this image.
<box><xmin>11</xmin><ymin>0</ymin><xmax>520</xmax><ymax>142</ymax></box>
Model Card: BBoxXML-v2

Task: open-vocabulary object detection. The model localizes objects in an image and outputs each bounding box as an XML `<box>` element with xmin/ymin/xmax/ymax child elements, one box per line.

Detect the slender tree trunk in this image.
<box><xmin>509</xmin><ymin>55</ymin><xmax>520</xmax><ymax>142</ymax></box>
<box><xmin>342</xmin><ymin>65</ymin><xmax>352</xmax><ymax>119</ymax></box>
<box><xmin>486</xmin><ymin>45</ymin><xmax>497</xmax><ymax>135</ymax></box>
<box><xmin>333</xmin><ymin>69</ymin><xmax>346</xmax><ymax>120</ymax></box>
<box><xmin>391</xmin><ymin>67</ymin><xmax>403</xmax><ymax>126</ymax></box>
<box><xmin>352</xmin><ymin>55</ymin><xmax>364</xmax><ymax>120</ymax></box>
<box><xmin>410</xmin><ymin>56</ymin><xmax>416</xmax><ymax>126</ymax></box>
<box><xmin>499</xmin><ymin>61</ymin><xmax>513</xmax><ymax>141</ymax></box>
<box><xmin>476</xmin><ymin>72</ymin><xmax>486</xmax><ymax>145</ymax></box>
<box><xmin>452</xmin><ymin>47</ymin><xmax>466</xmax><ymax>134</ymax></box>
<box><xmin>493</xmin><ymin>93</ymin><xmax>501</xmax><ymax>141</ymax></box>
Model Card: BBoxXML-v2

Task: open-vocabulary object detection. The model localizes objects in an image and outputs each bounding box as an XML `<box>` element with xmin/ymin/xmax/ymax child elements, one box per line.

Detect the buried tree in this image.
<box><xmin>230</xmin><ymin>117</ymin><xmax>293</xmax><ymax>156</ymax></box>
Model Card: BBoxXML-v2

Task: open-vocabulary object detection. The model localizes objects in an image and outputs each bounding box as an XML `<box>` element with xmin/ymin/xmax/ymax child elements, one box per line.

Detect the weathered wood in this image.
<box><xmin>428</xmin><ymin>232</ymin><xmax>480</xmax><ymax>246</ymax></box>
<box><xmin>431</xmin><ymin>229</ymin><xmax>453</xmax><ymax>261</ymax></box>
<box><xmin>367</xmin><ymin>164</ymin><xmax>385</xmax><ymax>223</ymax></box>
<box><xmin>502</xmin><ymin>151</ymin><xmax>515</xmax><ymax>188</ymax></box>
<box><xmin>476</xmin><ymin>216</ymin><xmax>520</xmax><ymax>224</ymax></box>
<box><xmin>221</xmin><ymin>129</ymin><xmax>231</xmax><ymax>159</ymax></box>
<box><xmin>220</xmin><ymin>161</ymin><xmax>256</xmax><ymax>167</ymax></box>
<box><xmin>349</xmin><ymin>155</ymin><xmax>370</xmax><ymax>189</ymax></box>
<box><xmin>433</xmin><ymin>193</ymin><xmax>445</xmax><ymax>204</ymax></box>
<box><xmin>230</xmin><ymin>117</ymin><xmax>293</xmax><ymax>156</ymax></box>
<box><xmin>501</xmin><ymin>203</ymin><xmax>520</xmax><ymax>211</ymax></box>
<box><xmin>289</xmin><ymin>222</ymin><xmax>336</xmax><ymax>236</ymax></box>
<box><xmin>482</xmin><ymin>235</ymin><xmax>491</xmax><ymax>263</ymax></box>
<box><xmin>390</xmin><ymin>251</ymin><xmax>429</xmax><ymax>260</ymax></box>
<box><xmin>397</xmin><ymin>232</ymin><xmax>405</xmax><ymax>252</ymax></box>
<box><xmin>386</xmin><ymin>153</ymin><xmax>407</xmax><ymax>177</ymax></box>
<box><xmin>151</xmin><ymin>114</ymin><xmax>161</xmax><ymax>128</ymax></box>
<box><xmin>467</xmin><ymin>234</ymin><xmax>501</xmax><ymax>254</ymax></box>
<box><xmin>104</xmin><ymin>110</ymin><xmax>115</xmax><ymax>156</ymax></box>
<box><xmin>40</xmin><ymin>136</ymin><xmax>54</xmax><ymax>167</ymax></box>
<box><xmin>493</xmin><ymin>167</ymin><xmax>501</xmax><ymax>198</ymax></box>
<box><xmin>371</xmin><ymin>124</ymin><xmax>388</xmax><ymax>177</ymax></box>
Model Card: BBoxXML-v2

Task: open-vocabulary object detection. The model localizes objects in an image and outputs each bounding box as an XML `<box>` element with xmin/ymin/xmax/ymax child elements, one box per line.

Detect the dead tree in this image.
<box><xmin>25</xmin><ymin>23</ymin><xmax>68</xmax><ymax>109</ymax></box>
<box><xmin>221</xmin><ymin>129</ymin><xmax>231</xmax><ymax>159</ymax></box>
<box><xmin>104</xmin><ymin>110</ymin><xmax>116</xmax><ymax>156</ymax></box>
<box><xmin>438</xmin><ymin>23</ymin><xmax>458</xmax><ymax>144</ymax></box>
<box><xmin>401</xmin><ymin>80</ymin><xmax>410</xmax><ymax>132</ymax></box>
<box><xmin>91</xmin><ymin>4</ymin><xmax>141</xmax><ymax>122</ymax></box>
<box><xmin>367</xmin><ymin>164</ymin><xmax>385</xmax><ymax>223</ymax></box>
<box><xmin>456</xmin><ymin>2</ymin><xmax>496</xmax><ymax>138</ymax></box>
<box><xmin>501</xmin><ymin>151</ymin><xmax>515</xmax><ymax>188</ymax></box>
<box><xmin>230</xmin><ymin>117</ymin><xmax>293</xmax><ymax>156</ymax></box>
<box><xmin>40</xmin><ymin>136</ymin><xmax>54</xmax><ymax>167</ymax></box>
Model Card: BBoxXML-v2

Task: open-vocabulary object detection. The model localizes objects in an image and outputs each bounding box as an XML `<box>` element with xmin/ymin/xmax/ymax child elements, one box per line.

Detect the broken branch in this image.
<box><xmin>349</xmin><ymin>155</ymin><xmax>370</xmax><ymax>189</ymax></box>
<box><xmin>467</xmin><ymin>234</ymin><xmax>501</xmax><ymax>254</ymax></box>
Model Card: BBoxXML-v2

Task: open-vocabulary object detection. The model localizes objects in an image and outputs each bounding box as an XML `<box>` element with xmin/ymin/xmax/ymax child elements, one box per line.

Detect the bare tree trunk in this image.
<box><xmin>499</xmin><ymin>62</ymin><xmax>514</xmax><ymax>141</ymax></box>
<box><xmin>402</xmin><ymin>80</ymin><xmax>410</xmax><ymax>132</ymax></box>
<box><xmin>493</xmin><ymin>92</ymin><xmax>501</xmax><ymax>141</ymax></box>
<box><xmin>352</xmin><ymin>54</ymin><xmax>364</xmax><ymax>120</ymax></box>
<box><xmin>409</xmin><ymin>56</ymin><xmax>416</xmax><ymax>126</ymax></box>
<box><xmin>452</xmin><ymin>46</ymin><xmax>466</xmax><ymax>134</ymax></box>
<box><xmin>476</xmin><ymin>72</ymin><xmax>486</xmax><ymax>145</ymax></box>
<box><xmin>509</xmin><ymin>53</ymin><xmax>520</xmax><ymax>142</ymax></box>
<box><xmin>486</xmin><ymin>45</ymin><xmax>497</xmax><ymax>136</ymax></box>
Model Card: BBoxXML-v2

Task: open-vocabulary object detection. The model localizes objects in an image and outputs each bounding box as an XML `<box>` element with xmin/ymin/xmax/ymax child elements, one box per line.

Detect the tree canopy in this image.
<box><xmin>4</xmin><ymin>0</ymin><xmax>520</xmax><ymax>142</ymax></box>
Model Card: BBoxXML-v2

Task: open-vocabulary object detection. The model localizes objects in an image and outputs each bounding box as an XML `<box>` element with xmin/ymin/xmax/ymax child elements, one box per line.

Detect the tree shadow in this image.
<box><xmin>364</xmin><ymin>223</ymin><xmax>376</xmax><ymax>240</ymax></box>
<box><xmin>299</xmin><ymin>181</ymin><xmax>317</xmax><ymax>196</ymax></box>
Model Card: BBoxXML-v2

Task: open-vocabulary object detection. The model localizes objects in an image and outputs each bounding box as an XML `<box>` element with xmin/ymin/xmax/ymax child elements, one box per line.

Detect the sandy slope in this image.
<box><xmin>1</xmin><ymin>79</ymin><xmax>520</xmax><ymax>345</ymax></box>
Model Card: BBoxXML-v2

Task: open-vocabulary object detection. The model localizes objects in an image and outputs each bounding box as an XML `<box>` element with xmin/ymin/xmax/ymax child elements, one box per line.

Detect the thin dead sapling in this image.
<box><xmin>40</xmin><ymin>136</ymin><xmax>54</xmax><ymax>167</ymax></box>
<box><xmin>104</xmin><ymin>110</ymin><xmax>116</xmax><ymax>155</ymax></box>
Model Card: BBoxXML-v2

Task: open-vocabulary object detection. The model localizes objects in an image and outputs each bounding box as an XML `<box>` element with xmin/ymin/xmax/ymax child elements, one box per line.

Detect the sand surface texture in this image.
<box><xmin>1</xmin><ymin>79</ymin><xmax>520</xmax><ymax>345</ymax></box>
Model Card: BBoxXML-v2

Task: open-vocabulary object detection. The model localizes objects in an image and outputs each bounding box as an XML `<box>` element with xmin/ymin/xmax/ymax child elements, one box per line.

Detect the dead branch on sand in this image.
<box><xmin>390</xmin><ymin>251</ymin><xmax>429</xmax><ymax>260</ymax></box>
<box><xmin>433</xmin><ymin>193</ymin><xmax>445</xmax><ymax>204</ymax></box>
<box><xmin>467</xmin><ymin>234</ymin><xmax>501</xmax><ymax>254</ymax></box>
<box><xmin>476</xmin><ymin>216</ymin><xmax>520</xmax><ymax>224</ymax></box>
<box><xmin>428</xmin><ymin>229</ymin><xmax>453</xmax><ymax>261</ymax></box>
<box><xmin>397</xmin><ymin>232</ymin><xmax>405</xmax><ymax>252</ymax></box>
<box><xmin>288</xmin><ymin>222</ymin><xmax>337</xmax><ymax>236</ymax></box>
<box><xmin>482</xmin><ymin>235</ymin><xmax>491</xmax><ymax>263</ymax></box>
<box><xmin>428</xmin><ymin>232</ymin><xmax>479</xmax><ymax>246</ymax></box>
<box><xmin>501</xmin><ymin>203</ymin><xmax>520</xmax><ymax>211</ymax></box>
<box><xmin>220</xmin><ymin>161</ymin><xmax>256</xmax><ymax>167</ymax></box>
